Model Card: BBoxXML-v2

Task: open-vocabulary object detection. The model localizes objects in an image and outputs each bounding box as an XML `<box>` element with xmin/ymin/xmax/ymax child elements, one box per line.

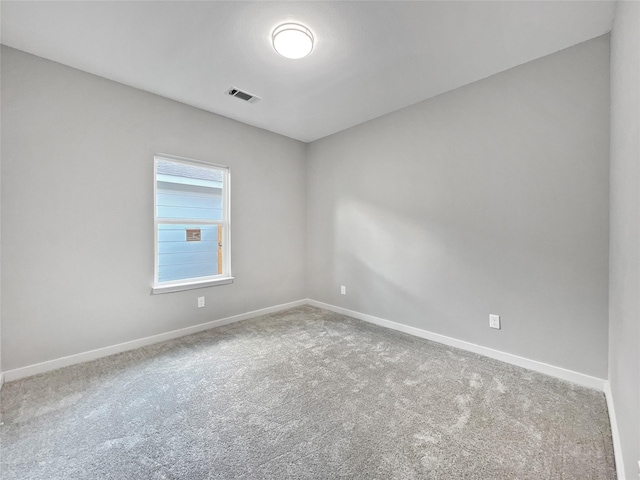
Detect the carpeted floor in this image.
<box><xmin>1</xmin><ymin>306</ymin><xmax>616</xmax><ymax>479</ymax></box>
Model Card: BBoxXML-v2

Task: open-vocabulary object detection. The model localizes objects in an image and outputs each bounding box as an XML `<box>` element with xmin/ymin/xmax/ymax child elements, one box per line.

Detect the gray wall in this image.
<box><xmin>307</xmin><ymin>36</ymin><xmax>610</xmax><ymax>379</ymax></box>
<box><xmin>0</xmin><ymin>46</ymin><xmax>2</xmax><ymax>379</ymax></box>
<box><xmin>0</xmin><ymin>35</ymin><xmax>615</xmax><ymax>381</ymax></box>
<box><xmin>609</xmin><ymin>1</ymin><xmax>640</xmax><ymax>477</ymax></box>
<box><xmin>1</xmin><ymin>47</ymin><xmax>307</xmax><ymax>371</ymax></box>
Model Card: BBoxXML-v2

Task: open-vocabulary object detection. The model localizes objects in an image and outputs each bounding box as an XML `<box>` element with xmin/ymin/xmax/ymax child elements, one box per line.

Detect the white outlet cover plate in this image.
<box><xmin>489</xmin><ymin>314</ymin><xmax>500</xmax><ymax>329</ymax></box>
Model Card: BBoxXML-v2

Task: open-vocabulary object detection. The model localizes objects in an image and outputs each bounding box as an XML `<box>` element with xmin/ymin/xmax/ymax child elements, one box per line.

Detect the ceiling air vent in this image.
<box><xmin>227</xmin><ymin>87</ymin><xmax>261</xmax><ymax>104</ymax></box>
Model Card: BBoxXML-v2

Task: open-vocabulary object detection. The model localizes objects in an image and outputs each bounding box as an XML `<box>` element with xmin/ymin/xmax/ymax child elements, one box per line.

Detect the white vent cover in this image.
<box><xmin>227</xmin><ymin>87</ymin><xmax>261</xmax><ymax>104</ymax></box>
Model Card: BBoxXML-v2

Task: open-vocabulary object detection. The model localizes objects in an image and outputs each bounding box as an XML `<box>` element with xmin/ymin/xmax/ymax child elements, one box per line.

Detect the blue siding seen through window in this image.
<box><xmin>156</xmin><ymin>182</ymin><xmax>222</xmax><ymax>220</ymax></box>
<box><xmin>157</xmin><ymin>224</ymin><xmax>219</xmax><ymax>282</ymax></box>
<box><xmin>155</xmin><ymin>159</ymin><xmax>225</xmax><ymax>283</ymax></box>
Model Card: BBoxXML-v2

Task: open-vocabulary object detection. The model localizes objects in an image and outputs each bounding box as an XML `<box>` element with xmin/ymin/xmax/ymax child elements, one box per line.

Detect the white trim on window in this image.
<box><xmin>152</xmin><ymin>154</ymin><xmax>232</xmax><ymax>294</ymax></box>
<box><xmin>151</xmin><ymin>276</ymin><xmax>235</xmax><ymax>294</ymax></box>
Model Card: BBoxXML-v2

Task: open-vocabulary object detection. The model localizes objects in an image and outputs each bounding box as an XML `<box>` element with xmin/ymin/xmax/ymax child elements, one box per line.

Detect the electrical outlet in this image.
<box><xmin>340</xmin><ymin>285</ymin><xmax>346</xmax><ymax>295</ymax></box>
<box><xmin>489</xmin><ymin>314</ymin><xmax>500</xmax><ymax>329</ymax></box>
<box><xmin>197</xmin><ymin>296</ymin><xmax>205</xmax><ymax>308</ymax></box>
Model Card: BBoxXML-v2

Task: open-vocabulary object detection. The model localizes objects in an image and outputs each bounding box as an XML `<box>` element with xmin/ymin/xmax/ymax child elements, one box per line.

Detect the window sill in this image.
<box><xmin>151</xmin><ymin>277</ymin><xmax>234</xmax><ymax>295</ymax></box>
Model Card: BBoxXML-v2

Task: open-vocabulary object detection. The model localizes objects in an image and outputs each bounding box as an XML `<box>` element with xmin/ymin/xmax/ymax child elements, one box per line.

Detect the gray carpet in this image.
<box><xmin>1</xmin><ymin>306</ymin><xmax>616</xmax><ymax>479</ymax></box>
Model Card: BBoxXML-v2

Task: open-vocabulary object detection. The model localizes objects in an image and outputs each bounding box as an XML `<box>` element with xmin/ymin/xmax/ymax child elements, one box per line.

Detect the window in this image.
<box><xmin>152</xmin><ymin>154</ymin><xmax>232</xmax><ymax>294</ymax></box>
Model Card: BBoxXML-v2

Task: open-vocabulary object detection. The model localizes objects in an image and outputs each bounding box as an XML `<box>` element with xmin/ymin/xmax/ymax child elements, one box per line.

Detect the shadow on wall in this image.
<box><xmin>328</xmin><ymin>193</ymin><xmax>602</xmax><ymax>355</ymax></box>
<box><xmin>333</xmin><ymin>196</ymin><xmax>472</xmax><ymax>331</ymax></box>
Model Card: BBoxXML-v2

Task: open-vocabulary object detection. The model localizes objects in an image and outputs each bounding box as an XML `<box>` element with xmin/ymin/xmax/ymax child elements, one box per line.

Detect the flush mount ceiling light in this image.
<box><xmin>272</xmin><ymin>23</ymin><xmax>314</xmax><ymax>59</ymax></box>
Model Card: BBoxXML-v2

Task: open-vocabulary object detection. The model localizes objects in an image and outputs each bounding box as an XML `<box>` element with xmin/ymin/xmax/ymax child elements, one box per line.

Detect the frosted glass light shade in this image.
<box><xmin>272</xmin><ymin>23</ymin><xmax>314</xmax><ymax>59</ymax></box>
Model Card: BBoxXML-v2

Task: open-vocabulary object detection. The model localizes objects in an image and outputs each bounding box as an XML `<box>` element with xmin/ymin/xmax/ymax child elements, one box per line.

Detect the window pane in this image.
<box><xmin>157</xmin><ymin>224</ymin><xmax>220</xmax><ymax>282</ymax></box>
<box><xmin>156</xmin><ymin>160</ymin><xmax>223</xmax><ymax>221</ymax></box>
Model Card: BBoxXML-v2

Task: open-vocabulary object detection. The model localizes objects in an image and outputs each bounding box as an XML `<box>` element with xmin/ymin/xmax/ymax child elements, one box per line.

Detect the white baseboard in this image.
<box><xmin>307</xmin><ymin>299</ymin><xmax>606</xmax><ymax>391</ymax></box>
<box><xmin>3</xmin><ymin>297</ymin><xmax>607</xmax><ymax>393</ymax></box>
<box><xmin>3</xmin><ymin>299</ymin><xmax>307</xmax><ymax>382</ymax></box>
<box><xmin>604</xmin><ymin>381</ymin><xmax>626</xmax><ymax>480</ymax></box>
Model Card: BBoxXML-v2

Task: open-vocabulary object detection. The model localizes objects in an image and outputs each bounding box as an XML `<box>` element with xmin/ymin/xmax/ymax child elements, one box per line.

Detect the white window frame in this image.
<box><xmin>152</xmin><ymin>154</ymin><xmax>233</xmax><ymax>294</ymax></box>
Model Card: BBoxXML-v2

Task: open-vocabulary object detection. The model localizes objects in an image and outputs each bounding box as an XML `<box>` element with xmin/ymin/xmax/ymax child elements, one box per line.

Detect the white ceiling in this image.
<box><xmin>1</xmin><ymin>1</ymin><xmax>615</xmax><ymax>143</ymax></box>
